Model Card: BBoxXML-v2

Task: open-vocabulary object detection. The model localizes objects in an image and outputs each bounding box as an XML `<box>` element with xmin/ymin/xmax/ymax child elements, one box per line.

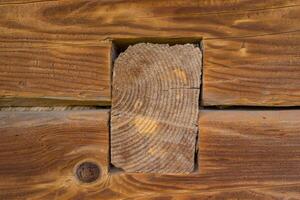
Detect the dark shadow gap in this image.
<box><xmin>109</xmin><ymin>163</ymin><xmax>125</xmax><ymax>174</ymax></box>
<box><xmin>201</xmin><ymin>105</ymin><xmax>300</xmax><ymax>110</ymax></box>
<box><xmin>195</xmin><ymin>40</ymin><xmax>204</xmax><ymax>173</ymax></box>
<box><xmin>0</xmin><ymin>106</ymin><xmax>110</xmax><ymax>111</ymax></box>
<box><xmin>111</xmin><ymin>37</ymin><xmax>203</xmax><ymax>57</ymax></box>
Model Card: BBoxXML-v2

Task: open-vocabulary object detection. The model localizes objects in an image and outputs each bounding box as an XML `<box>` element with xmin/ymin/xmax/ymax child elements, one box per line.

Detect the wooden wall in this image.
<box><xmin>1</xmin><ymin>0</ymin><xmax>300</xmax><ymax>106</ymax></box>
<box><xmin>1</xmin><ymin>0</ymin><xmax>300</xmax><ymax>199</ymax></box>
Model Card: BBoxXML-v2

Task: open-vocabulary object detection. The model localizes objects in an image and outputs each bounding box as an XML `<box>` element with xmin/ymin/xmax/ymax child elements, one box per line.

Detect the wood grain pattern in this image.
<box><xmin>1</xmin><ymin>0</ymin><xmax>300</xmax><ymax>199</ymax></box>
<box><xmin>0</xmin><ymin>110</ymin><xmax>109</xmax><ymax>199</ymax></box>
<box><xmin>0</xmin><ymin>0</ymin><xmax>300</xmax><ymax>105</ymax></box>
<box><xmin>2</xmin><ymin>109</ymin><xmax>300</xmax><ymax>199</ymax></box>
<box><xmin>107</xmin><ymin>110</ymin><xmax>300</xmax><ymax>199</ymax></box>
<box><xmin>111</xmin><ymin>43</ymin><xmax>202</xmax><ymax>173</ymax></box>
<box><xmin>0</xmin><ymin>0</ymin><xmax>298</xmax><ymax>40</ymax></box>
<box><xmin>0</xmin><ymin>41</ymin><xmax>111</xmax><ymax>106</ymax></box>
<box><xmin>203</xmin><ymin>32</ymin><xmax>300</xmax><ymax>106</ymax></box>
<box><xmin>199</xmin><ymin>110</ymin><xmax>300</xmax><ymax>181</ymax></box>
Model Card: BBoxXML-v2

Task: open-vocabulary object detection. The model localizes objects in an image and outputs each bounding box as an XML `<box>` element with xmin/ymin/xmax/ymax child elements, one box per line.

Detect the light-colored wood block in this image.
<box><xmin>111</xmin><ymin>43</ymin><xmax>202</xmax><ymax>173</ymax></box>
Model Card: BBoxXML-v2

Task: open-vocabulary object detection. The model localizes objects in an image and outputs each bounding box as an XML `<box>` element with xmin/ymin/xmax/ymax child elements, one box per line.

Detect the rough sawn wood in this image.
<box><xmin>0</xmin><ymin>110</ymin><xmax>109</xmax><ymax>200</ymax></box>
<box><xmin>111</xmin><ymin>43</ymin><xmax>202</xmax><ymax>173</ymax></box>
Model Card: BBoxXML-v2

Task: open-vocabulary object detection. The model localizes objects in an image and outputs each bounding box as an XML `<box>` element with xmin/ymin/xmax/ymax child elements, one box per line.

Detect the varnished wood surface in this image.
<box><xmin>1</xmin><ymin>0</ymin><xmax>300</xmax><ymax>199</ymax></box>
<box><xmin>111</xmin><ymin>43</ymin><xmax>201</xmax><ymax>173</ymax></box>
<box><xmin>0</xmin><ymin>0</ymin><xmax>299</xmax><ymax>105</ymax></box>
<box><xmin>0</xmin><ymin>110</ymin><xmax>109</xmax><ymax>199</ymax></box>
<box><xmin>199</xmin><ymin>110</ymin><xmax>300</xmax><ymax>182</ymax></box>
<box><xmin>0</xmin><ymin>41</ymin><xmax>111</xmax><ymax>106</ymax></box>
<box><xmin>0</xmin><ymin>0</ymin><xmax>298</xmax><ymax>40</ymax></box>
<box><xmin>203</xmin><ymin>32</ymin><xmax>300</xmax><ymax>106</ymax></box>
<box><xmin>2</xmin><ymin>110</ymin><xmax>300</xmax><ymax>199</ymax></box>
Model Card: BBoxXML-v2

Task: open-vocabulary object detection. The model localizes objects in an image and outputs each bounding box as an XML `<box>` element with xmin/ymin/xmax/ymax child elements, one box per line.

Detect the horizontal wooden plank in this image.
<box><xmin>199</xmin><ymin>110</ymin><xmax>300</xmax><ymax>182</ymax></box>
<box><xmin>203</xmin><ymin>32</ymin><xmax>300</xmax><ymax>106</ymax></box>
<box><xmin>0</xmin><ymin>110</ymin><xmax>109</xmax><ymax>199</ymax></box>
<box><xmin>2</xmin><ymin>109</ymin><xmax>300</xmax><ymax>199</ymax></box>
<box><xmin>0</xmin><ymin>0</ymin><xmax>298</xmax><ymax>40</ymax></box>
<box><xmin>0</xmin><ymin>41</ymin><xmax>111</xmax><ymax>106</ymax></box>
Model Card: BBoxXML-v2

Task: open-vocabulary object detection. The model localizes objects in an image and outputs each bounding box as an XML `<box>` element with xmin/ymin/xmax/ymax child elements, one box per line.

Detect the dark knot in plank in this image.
<box><xmin>76</xmin><ymin>162</ymin><xmax>101</xmax><ymax>183</ymax></box>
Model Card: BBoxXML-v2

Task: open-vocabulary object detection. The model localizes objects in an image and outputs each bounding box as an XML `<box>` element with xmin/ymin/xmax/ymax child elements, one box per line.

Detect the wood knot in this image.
<box><xmin>75</xmin><ymin>162</ymin><xmax>101</xmax><ymax>183</ymax></box>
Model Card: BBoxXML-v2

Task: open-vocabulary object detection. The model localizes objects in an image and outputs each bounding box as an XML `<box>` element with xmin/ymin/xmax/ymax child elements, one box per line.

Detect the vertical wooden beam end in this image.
<box><xmin>111</xmin><ymin>43</ymin><xmax>202</xmax><ymax>173</ymax></box>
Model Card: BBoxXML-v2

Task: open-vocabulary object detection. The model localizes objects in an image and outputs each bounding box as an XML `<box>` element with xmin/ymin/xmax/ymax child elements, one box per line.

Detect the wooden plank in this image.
<box><xmin>199</xmin><ymin>110</ymin><xmax>300</xmax><ymax>182</ymax></box>
<box><xmin>0</xmin><ymin>110</ymin><xmax>109</xmax><ymax>199</ymax></box>
<box><xmin>2</xmin><ymin>109</ymin><xmax>300</xmax><ymax>199</ymax></box>
<box><xmin>111</xmin><ymin>43</ymin><xmax>202</xmax><ymax>173</ymax></box>
<box><xmin>0</xmin><ymin>41</ymin><xmax>111</xmax><ymax>106</ymax></box>
<box><xmin>0</xmin><ymin>0</ymin><xmax>298</xmax><ymax>40</ymax></box>
<box><xmin>203</xmin><ymin>32</ymin><xmax>300</xmax><ymax>106</ymax></box>
<box><xmin>0</xmin><ymin>1</ymin><xmax>299</xmax><ymax>106</ymax></box>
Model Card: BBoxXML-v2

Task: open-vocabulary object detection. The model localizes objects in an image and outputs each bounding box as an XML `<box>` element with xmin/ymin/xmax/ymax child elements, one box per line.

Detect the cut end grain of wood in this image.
<box><xmin>111</xmin><ymin>43</ymin><xmax>202</xmax><ymax>174</ymax></box>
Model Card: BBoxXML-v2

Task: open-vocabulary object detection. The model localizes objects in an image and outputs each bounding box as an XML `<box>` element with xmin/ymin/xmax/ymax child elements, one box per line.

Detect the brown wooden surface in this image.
<box><xmin>0</xmin><ymin>110</ymin><xmax>109</xmax><ymax>199</ymax></box>
<box><xmin>0</xmin><ymin>0</ymin><xmax>299</xmax><ymax>106</ymax></box>
<box><xmin>0</xmin><ymin>41</ymin><xmax>111</xmax><ymax>106</ymax></box>
<box><xmin>111</xmin><ymin>43</ymin><xmax>201</xmax><ymax>173</ymax></box>
<box><xmin>203</xmin><ymin>32</ymin><xmax>300</xmax><ymax>106</ymax></box>
<box><xmin>106</xmin><ymin>110</ymin><xmax>300</xmax><ymax>199</ymax></box>
<box><xmin>1</xmin><ymin>0</ymin><xmax>300</xmax><ymax>199</ymax></box>
<box><xmin>2</xmin><ymin>110</ymin><xmax>300</xmax><ymax>199</ymax></box>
